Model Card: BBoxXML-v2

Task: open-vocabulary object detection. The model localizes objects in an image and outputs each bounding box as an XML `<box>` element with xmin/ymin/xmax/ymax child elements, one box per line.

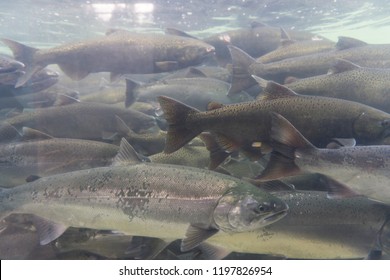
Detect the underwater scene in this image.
<box><xmin>1</xmin><ymin>0</ymin><xmax>390</xmax><ymax>260</ymax></box>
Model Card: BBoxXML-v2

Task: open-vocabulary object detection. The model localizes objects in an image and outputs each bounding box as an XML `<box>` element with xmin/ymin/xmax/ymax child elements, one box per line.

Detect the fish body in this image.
<box><xmin>158</xmin><ymin>80</ymin><xmax>390</xmax><ymax>159</ymax></box>
<box><xmin>228</xmin><ymin>39</ymin><xmax>390</xmax><ymax>94</ymax></box>
<box><xmin>0</xmin><ymin>69</ymin><xmax>59</xmax><ymax>109</ymax></box>
<box><xmin>251</xmin><ymin>42</ymin><xmax>390</xmax><ymax>83</ymax></box>
<box><xmin>263</xmin><ymin>113</ymin><xmax>390</xmax><ymax>204</ymax></box>
<box><xmin>2</xmin><ymin>31</ymin><xmax>215</xmax><ymax>87</ymax></box>
<box><xmin>0</xmin><ymin>159</ymin><xmax>288</xmax><ymax>250</ymax></box>
<box><xmin>209</xmin><ymin>191</ymin><xmax>390</xmax><ymax>259</ymax></box>
<box><xmin>286</xmin><ymin>59</ymin><xmax>390</xmax><ymax>113</ymax></box>
<box><xmin>0</xmin><ymin>102</ymin><xmax>156</xmax><ymax>142</ymax></box>
<box><xmin>125</xmin><ymin>77</ymin><xmax>252</xmax><ymax>110</ymax></box>
<box><xmin>0</xmin><ymin>138</ymin><xmax>119</xmax><ymax>187</ymax></box>
<box><xmin>204</xmin><ymin>23</ymin><xmax>316</xmax><ymax>64</ymax></box>
<box><xmin>257</xmin><ymin>39</ymin><xmax>335</xmax><ymax>63</ymax></box>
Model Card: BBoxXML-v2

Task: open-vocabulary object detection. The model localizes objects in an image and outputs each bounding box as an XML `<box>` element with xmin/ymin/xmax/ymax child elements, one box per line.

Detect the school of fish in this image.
<box><xmin>1</xmin><ymin>20</ymin><xmax>390</xmax><ymax>260</ymax></box>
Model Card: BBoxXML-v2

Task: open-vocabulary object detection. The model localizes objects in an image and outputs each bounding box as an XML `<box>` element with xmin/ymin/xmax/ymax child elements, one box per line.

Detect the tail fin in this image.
<box><xmin>157</xmin><ymin>96</ymin><xmax>202</xmax><ymax>153</ymax></box>
<box><xmin>1</xmin><ymin>38</ymin><xmax>42</xmax><ymax>88</ymax></box>
<box><xmin>227</xmin><ymin>45</ymin><xmax>257</xmax><ymax>96</ymax></box>
<box><xmin>258</xmin><ymin>113</ymin><xmax>314</xmax><ymax>180</ymax></box>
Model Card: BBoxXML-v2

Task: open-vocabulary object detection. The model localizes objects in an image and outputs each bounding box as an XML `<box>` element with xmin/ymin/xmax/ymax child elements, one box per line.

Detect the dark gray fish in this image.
<box><xmin>1</xmin><ymin>30</ymin><xmax>215</xmax><ymax>87</ymax></box>
<box><xmin>203</xmin><ymin>22</ymin><xmax>318</xmax><ymax>65</ymax></box>
<box><xmin>0</xmin><ymin>135</ymin><xmax>119</xmax><ymax>187</ymax></box>
<box><xmin>158</xmin><ymin>79</ymin><xmax>390</xmax><ymax>168</ymax></box>
<box><xmin>125</xmin><ymin>77</ymin><xmax>252</xmax><ymax>110</ymax></box>
<box><xmin>0</xmin><ymin>102</ymin><xmax>156</xmax><ymax>142</ymax></box>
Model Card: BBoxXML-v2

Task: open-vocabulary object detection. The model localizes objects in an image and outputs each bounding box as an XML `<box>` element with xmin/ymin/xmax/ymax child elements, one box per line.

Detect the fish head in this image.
<box><xmin>21</xmin><ymin>68</ymin><xmax>59</xmax><ymax>92</ymax></box>
<box><xmin>353</xmin><ymin>111</ymin><xmax>390</xmax><ymax>143</ymax></box>
<box><xmin>213</xmin><ymin>185</ymin><xmax>288</xmax><ymax>233</ymax></box>
<box><xmin>174</xmin><ymin>42</ymin><xmax>215</xmax><ymax>66</ymax></box>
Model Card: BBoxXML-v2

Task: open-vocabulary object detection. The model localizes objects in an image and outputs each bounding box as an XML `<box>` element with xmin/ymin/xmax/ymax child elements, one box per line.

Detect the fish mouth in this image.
<box><xmin>264</xmin><ymin>207</ymin><xmax>289</xmax><ymax>223</ymax></box>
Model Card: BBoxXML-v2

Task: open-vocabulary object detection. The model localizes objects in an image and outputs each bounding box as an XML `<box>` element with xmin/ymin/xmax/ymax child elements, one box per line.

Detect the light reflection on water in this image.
<box><xmin>1</xmin><ymin>0</ymin><xmax>390</xmax><ymax>48</ymax></box>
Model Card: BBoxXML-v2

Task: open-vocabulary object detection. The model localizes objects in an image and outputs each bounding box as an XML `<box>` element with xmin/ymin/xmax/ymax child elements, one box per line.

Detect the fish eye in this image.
<box><xmin>381</xmin><ymin>119</ymin><xmax>390</xmax><ymax>127</ymax></box>
<box><xmin>254</xmin><ymin>204</ymin><xmax>270</xmax><ymax>213</ymax></box>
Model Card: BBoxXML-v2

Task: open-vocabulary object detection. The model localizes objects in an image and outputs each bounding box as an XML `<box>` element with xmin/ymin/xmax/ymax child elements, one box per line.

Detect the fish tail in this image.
<box><xmin>1</xmin><ymin>38</ymin><xmax>42</xmax><ymax>87</ymax></box>
<box><xmin>157</xmin><ymin>96</ymin><xmax>202</xmax><ymax>153</ymax></box>
<box><xmin>258</xmin><ymin>113</ymin><xmax>314</xmax><ymax>180</ymax></box>
<box><xmin>227</xmin><ymin>45</ymin><xmax>257</xmax><ymax>96</ymax></box>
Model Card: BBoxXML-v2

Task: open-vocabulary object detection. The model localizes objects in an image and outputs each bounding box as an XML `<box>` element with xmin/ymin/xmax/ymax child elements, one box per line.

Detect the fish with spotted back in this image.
<box><xmin>158</xmin><ymin>78</ymin><xmax>390</xmax><ymax>167</ymax></box>
<box><xmin>0</xmin><ymin>139</ymin><xmax>288</xmax><ymax>253</ymax></box>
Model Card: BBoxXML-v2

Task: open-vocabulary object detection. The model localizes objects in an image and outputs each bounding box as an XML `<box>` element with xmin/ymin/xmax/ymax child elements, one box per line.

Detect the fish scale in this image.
<box><xmin>0</xmin><ymin>154</ymin><xmax>288</xmax><ymax>250</ymax></box>
<box><xmin>158</xmin><ymin>79</ymin><xmax>390</xmax><ymax>167</ymax></box>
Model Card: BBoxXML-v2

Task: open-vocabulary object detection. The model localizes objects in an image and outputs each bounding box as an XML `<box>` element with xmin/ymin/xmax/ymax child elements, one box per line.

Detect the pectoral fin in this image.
<box><xmin>181</xmin><ymin>225</ymin><xmax>219</xmax><ymax>252</ymax></box>
<box><xmin>31</xmin><ymin>215</ymin><xmax>68</xmax><ymax>245</ymax></box>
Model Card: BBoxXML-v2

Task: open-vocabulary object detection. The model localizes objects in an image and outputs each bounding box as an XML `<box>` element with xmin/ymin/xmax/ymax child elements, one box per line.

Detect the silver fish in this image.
<box><xmin>0</xmin><ymin>139</ymin><xmax>288</xmax><ymax>253</ymax></box>
<box><xmin>260</xmin><ymin>113</ymin><xmax>390</xmax><ymax>204</ymax></box>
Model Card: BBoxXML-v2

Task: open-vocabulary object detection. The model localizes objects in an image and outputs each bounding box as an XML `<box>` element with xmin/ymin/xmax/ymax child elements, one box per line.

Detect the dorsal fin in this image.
<box><xmin>22</xmin><ymin>127</ymin><xmax>54</xmax><ymax>140</ymax></box>
<box><xmin>183</xmin><ymin>67</ymin><xmax>207</xmax><ymax>78</ymax></box>
<box><xmin>253</xmin><ymin>76</ymin><xmax>298</xmax><ymax>101</ymax></box>
<box><xmin>250</xmin><ymin>21</ymin><xmax>268</xmax><ymax>28</ymax></box>
<box><xmin>328</xmin><ymin>58</ymin><xmax>361</xmax><ymax>74</ymax></box>
<box><xmin>280</xmin><ymin>27</ymin><xmax>291</xmax><ymax>40</ymax></box>
<box><xmin>53</xmin><ymin>93</ymin><xmax>80</xmax><ymax>106</ymax></box>
<box><xmin>336</xmin><ymin>36</ymin><xmax>368</xmax><ymax>50</ymax></box>
<box><xmin>165</xmin><ymin>28</ymin><xmax>198</xmax><ymax>39</ymax></box>
<box><xmin>112</xmin><ymin>138</ymin><xmax>145</xmax><ymax>166</ymax></box>
<box><xmin>227</xmin><ymin>45</ymin><xmax>257</xmax><ymax>96</ymax></box>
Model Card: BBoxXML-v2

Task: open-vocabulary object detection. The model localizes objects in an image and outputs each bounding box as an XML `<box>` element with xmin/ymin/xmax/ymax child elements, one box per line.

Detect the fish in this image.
<box><xmin>1</xmin><ymin>30</ymin><xmax>215</xmax><ymax>87</ymax></box>
<box><xmin>0</xmin><ymin>54</ymin><xmax>24</xmax><ymax>74</ymax></box>
<box><xmin>0</xmin><ymin>139</ymin><xmax>288</xmax><ymax>253</ymax></box>
<box><xmin>0</xmin><ymin>101</ymin><xmax>156</xmax><ymax>142</ymax></box>
<box><xmin>228</xmin><ymin>37</ymin><xmax>390</xmax><ymax>94</ymax></box>
<box><xmin>0</xmin><ymin>69</ymin><xmax>59</xmax><ymax>109</ymax></box>
<box><xmin>260</xmin><ymin>113</ymin><xmax>390</xmax><ymax>204</ymax></box>
<box><xmin>207</xmin><ymin>191</ymin><xmax>390</xmax><ymax>259</ymax></box>
<box><xmin>0</xmin><ymin>132</ymin><xmax>119</xmax><ymax>187</ymax></box>
<box><xmin>253</xmin><ymin>37</ymin><xmax>390</xmax><ymax>82</ymax></box>
<box><xmin>285</xmin><ymin>59</ymin><xmax>390</xmax><ymax>113</ymax></box>
<box><xmin>157</xmin><ymin>78</ymin><xmax>390</xmax><ymax>167</ymax></box>
<box><xmin>257</xmin><ymin>29</ymin><xmax>335</xmax><ymax>63</ymax></box>
<box><xmin>125</xmin><ymin>77</ymin><xmax>252</xmax><ymax>110</ymax></box>
<box><xmin>203</xmin><ymin>22</ymin><xmax>318</xmax><ymax>65</ymax></box>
